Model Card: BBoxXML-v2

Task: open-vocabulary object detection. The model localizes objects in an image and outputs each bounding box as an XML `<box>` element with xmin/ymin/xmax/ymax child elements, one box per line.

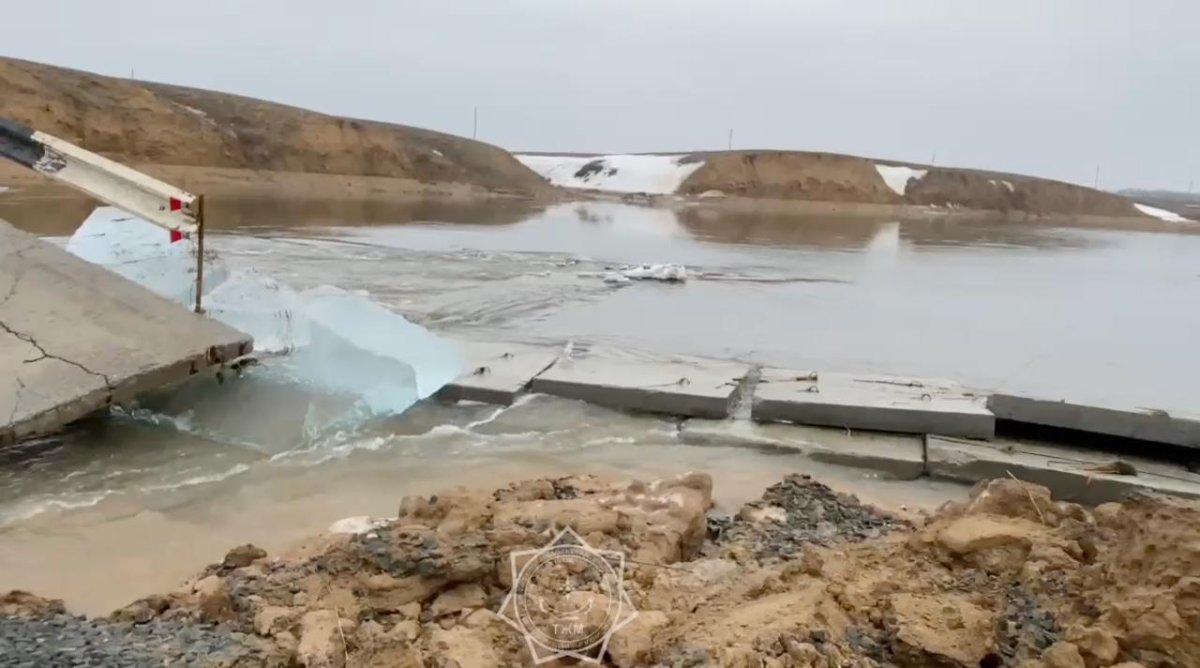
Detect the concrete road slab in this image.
<box><xmin>680</xmin><ymin>419</ymin><xmax>926</xmax><ymax>479</ymax></box>
<box><xmin>989</xmin><ymin>393</ymin><xmax>1200</xmax><ymax>450</ymax></box>
<box><xmin>753</xmin><ymin>369</ymin><xmax>994</xmax><ymax>439</ymax></box>
<box><xmin>926</xmin><ymin>435</ymin><xmax>1200</xmax><ymax>504</ymax></box>
<box><xmin>531</xmin><ymin>353</ymin><xmax>748</xmax><ymax>419</ymax></box>
<box><xmin>439</xmin><ymin>340</ymin><xmax>562</xmax><ymax>405</ymax></box>
<box><xmin>1</xmin><ymin>219</ymin><xmax>252</xmax><ymax>443</ymax></box>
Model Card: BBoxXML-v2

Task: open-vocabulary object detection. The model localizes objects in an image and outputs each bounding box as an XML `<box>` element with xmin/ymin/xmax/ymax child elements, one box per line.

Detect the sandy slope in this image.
<box><xmin>4</xmin><ymin>473</ymin><xmax>1196</xmax><ymax>667</ymax></box>
<box><xmin>518</xmin><ymin>151</ymin><xmax>1153</xmax><ymax>219</ymax></box>
<box><xmin>0</xmin><ymin>57</ymin><xmax>550</xmax><ymax>196</ymax></box>
<box><xmin>681</xmin><ymin>152</ymin><xmax>1145</xmax><ymax>218</ymax></box>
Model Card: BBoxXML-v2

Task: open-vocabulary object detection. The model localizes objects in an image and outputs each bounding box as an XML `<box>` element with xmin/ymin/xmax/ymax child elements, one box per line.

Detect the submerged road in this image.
<box><xmin>0</xmin><ymin>218</ymin><xmax>251</xmax><ymax>444</ymax></box>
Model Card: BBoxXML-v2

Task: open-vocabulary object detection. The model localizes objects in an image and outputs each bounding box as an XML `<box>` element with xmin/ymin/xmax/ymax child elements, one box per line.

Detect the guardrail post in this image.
<box><xmin>195</xmin><ymin>194</ymin><xmax>206</xmax><ymax>314</ymax></box>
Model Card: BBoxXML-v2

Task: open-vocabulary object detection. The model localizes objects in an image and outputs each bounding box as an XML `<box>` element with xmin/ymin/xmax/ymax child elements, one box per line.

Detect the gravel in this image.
<box><xmin>997</xmin><ymin>585</ymin><xmax>1059</xmax><ymax>663</ymax></box>
<box><xmin>710</xmin><ymin>474</ymin><xmax>909</xmax><ymax>559</ymax></box>
<box><xmin>0</xmin><ymin>615</ymin><xmax>261</xmax><ymax>667</ymax></box>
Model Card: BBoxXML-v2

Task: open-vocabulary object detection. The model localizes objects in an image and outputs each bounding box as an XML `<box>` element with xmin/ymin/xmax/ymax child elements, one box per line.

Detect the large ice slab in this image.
<box><xmin>295</xmin><ymin>286</ymin><xmax>462</xmax><ymax>409</ymax></box>
<box><xmin>64</xmin><ymin>206</ymin><xmax>462</xmax><ymax>423</ymax></box>
<box><xmin>66</xmin><ymin>206</ymin><xmax>228</xmax><ymax>305</ymax></box>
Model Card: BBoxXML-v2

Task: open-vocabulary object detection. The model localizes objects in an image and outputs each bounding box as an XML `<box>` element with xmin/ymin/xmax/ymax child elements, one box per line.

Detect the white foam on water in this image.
<box><xmin>0</xmin><ymin>490</ymin><xmax>117</xmax><ymax>527</ymax></box>
<box><xmin>137</xmin><ymin>463</ymin><xmax>251</xmax><ymax>493</ymax></box>
<box><xmin>516</xmin><ymin>154</ymin><xmax>705</xmax><ymax>194</ymax></box>
<box><xmin>875</xmin><ymin>165</ymin><xmax>928</xmax><ymax>196</ymax></box>
<box><xmin>1134</xmin><ymin>203</ymin><xmax>1192</xmax><ymax>223</ymax></box>
<box><xmin>328</xmin><ymin>516</ymin><xmax>389</xmax><ymax>535</ymax></box>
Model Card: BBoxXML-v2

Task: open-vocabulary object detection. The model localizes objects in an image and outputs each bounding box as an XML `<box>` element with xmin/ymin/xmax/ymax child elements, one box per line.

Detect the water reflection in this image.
<box><xmin>0</xmin><ymin>187</ymin><xmax>544</xmax><ymax>235</ymax></box>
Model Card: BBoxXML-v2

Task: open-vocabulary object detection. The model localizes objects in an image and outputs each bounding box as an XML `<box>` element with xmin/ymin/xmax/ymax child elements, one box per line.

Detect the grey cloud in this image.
<box><xmin>3</xmin><ymin>0</ymin><xmax>1195</xmax><ymax>189</ymax></box>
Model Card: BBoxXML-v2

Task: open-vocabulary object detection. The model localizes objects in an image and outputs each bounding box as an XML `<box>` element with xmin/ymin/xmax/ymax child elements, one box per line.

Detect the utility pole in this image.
<box><xmin>1094</xmin><ymin>164</ymin><xmax>1101</xmax><ymax>190</ymax></box>
<box><xmin>930</xmin><ymin>151</ymin><xmax>937</xmax><ymax>166</ymax></box>
<box><xmin>727</xmin><ymin>128</ymin><xmax>733</xmax><ymax>151</ymax></box>
<box><xmin>472</xmin><ymin>107</ymin><xmax>478</xmax><ymax>140</ymax></box>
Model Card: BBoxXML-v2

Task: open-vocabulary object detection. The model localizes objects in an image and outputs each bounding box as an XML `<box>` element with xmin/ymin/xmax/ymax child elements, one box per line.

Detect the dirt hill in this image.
<box><xmin>679</xmin><ymin>151</ymin><xmax>1144</xmax><ymax>218</ymax></box>
<box><xmin>0</xmin><ymin>57</ymin><xmax>549</xmax><ymax>196</ymax></box>
<box><xmin>4</xmin><ymin>473</ymin><xmax>1198</xmax><ymax>667</ymax></box>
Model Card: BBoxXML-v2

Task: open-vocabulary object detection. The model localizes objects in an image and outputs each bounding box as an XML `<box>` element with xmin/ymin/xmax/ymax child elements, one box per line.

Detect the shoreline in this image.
<box><xmin>4</xmin><ymin>163</ymin><xmax>1196</xmax><ymax>237</ymax></box>
<box><xmin>2</xmin><ymin>470</ymin><xmax>1198</xmax><ymax>667</ymax></box>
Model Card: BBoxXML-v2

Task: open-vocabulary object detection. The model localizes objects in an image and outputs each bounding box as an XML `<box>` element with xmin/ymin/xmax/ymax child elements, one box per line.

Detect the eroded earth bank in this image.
<box><xmin>2</xmin><ymin>472</ymin><xmax>1197</xmax><ymax>668</ymax></box>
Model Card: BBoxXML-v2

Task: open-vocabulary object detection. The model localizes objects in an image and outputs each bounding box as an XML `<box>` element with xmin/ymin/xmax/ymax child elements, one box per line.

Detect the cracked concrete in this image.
<box><xmin>0</xmin><ymin>218</ymin><xmax>252</xmax><ymax>444</ymax></box>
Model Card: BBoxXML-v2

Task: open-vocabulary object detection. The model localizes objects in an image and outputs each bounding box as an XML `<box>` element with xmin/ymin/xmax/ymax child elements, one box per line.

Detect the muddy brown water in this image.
<box><xmin>1</xmin><ymin>191</ymin><xmax>1198</xmax><ymax>615</ymax></box>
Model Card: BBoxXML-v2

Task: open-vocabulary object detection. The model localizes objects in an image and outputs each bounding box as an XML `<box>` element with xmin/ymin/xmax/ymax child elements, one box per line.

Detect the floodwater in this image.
<box><xmin>2</xmin><ymin>192</ymin><xmax>1199</xmax><ymax>615</ymax></box>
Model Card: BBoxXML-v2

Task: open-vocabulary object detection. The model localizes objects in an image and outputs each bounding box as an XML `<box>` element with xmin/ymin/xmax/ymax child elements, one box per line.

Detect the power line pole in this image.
<box><xmin>472</xmin><ymin>107</ymin><xmax>478</xmax><ymax>140</ymax></box>
<box><xmin>930</xmin><ymin>151</ymin><xmax>937</xmax><ymax>166</ymax></box>
<box><xmin>1094</xmin><ymin>164</ymin><xmax>1101</xmax><ymax>190</ymax></box>
<box><xmin>727</xmin><ymin>128</ymin><xmax>733</xmax><ymax>151</ymax></box>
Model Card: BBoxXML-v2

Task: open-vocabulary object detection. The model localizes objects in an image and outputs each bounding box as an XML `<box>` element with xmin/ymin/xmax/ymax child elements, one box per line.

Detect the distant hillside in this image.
<box><xmin>517</xmin><ymin>151</ymin><xmax>1158</xmax><ymax>219</ymax></box>
<box><xmin>682</xmin><ymin>152</ymin><xmax>1145</xmax><ymax>218</ymax></box>
<box><xmin>0</xmin><ymin>57</ymin><xmax>549</xmax><ymax>195</ymax></box>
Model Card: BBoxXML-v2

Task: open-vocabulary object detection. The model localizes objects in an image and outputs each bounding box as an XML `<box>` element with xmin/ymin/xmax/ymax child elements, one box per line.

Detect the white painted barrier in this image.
<box><xmin>1</xmin><ymin>117</ymin><xmax>207</xmax><ymax>310</ymax></box>
<box><xmin>0</xmin><ymin>117</ymin><xmax>199</xmax><ymax>236</ymax></box>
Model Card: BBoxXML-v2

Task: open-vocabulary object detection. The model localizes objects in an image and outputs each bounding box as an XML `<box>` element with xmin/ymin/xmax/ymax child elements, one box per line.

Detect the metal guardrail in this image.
<box><xmin>0</xmin><ymin>117</ymin><xmax>208</xmax><ymax>312</ymax></box>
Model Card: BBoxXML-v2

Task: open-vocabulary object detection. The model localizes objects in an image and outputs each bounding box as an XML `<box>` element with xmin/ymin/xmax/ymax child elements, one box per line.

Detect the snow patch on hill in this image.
<box><xmin>1134</xmin><ymin>203</ymin><xmax>1193</xmax><ymax>223</ymax></box>
<box><xmin>517</xmin><ymin>154</ymin><xmax>705</xmax><ymax>194</ymax></box>
<box><xmin>875</xmin><ymin>164</ymin><xmax>928</xmax><ymax>196</ymax></box>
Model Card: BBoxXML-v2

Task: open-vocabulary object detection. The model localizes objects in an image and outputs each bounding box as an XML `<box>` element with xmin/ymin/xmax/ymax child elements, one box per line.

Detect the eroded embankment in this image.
<box><xmin>0</xmin><ymin>57</ymin><xmax>550</xmax><ymax>196</ymax></box>
<box><xmin>679</xmin><ymin>151</ymin><xmax>1144</xmax><ymax>218</ymax></box>
<box><xmin>2</xmin><ymin>472</ymin><xmax>1197</xmax><ymax>668</ymax></box>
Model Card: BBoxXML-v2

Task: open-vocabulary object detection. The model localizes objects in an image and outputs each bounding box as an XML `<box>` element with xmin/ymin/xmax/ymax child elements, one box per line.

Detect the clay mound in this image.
<box><xmin>0</xmin><ymin>57</ymin><xmax>549</xmax><ymax>195</ymax></box>
<box><xmin>680</xmin><ymin>151</ymin><xmax>900</xmax><ymax>205</ymax></box>
<box><xmin>680</xmin><ymin>151</ymin><xmax>1143</xmax><ymax>218</ymax></box>
<box><xmin>5</xmin><ymin>474</ymin><xmax>1199</xmax><ymax>668</ymax></box>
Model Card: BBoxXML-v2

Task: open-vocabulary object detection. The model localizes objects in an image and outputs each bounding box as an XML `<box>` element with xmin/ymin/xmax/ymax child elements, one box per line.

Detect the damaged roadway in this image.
<box><xmin>0</xmin><ymin>218</ymin><xmax>252</xmax><ymax>444</ymax></box>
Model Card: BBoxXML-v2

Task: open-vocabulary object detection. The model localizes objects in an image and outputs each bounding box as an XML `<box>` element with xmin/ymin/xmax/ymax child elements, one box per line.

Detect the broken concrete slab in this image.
<box><xmin>680</xmin><ymin>419</ymin><xmax>926</xmax><ymax>479</ymax></box>
<box><xmin>530</xmin><ymin>352</ymin><xmax>748</xmax><ymax>419</ymax></box>
<box><xmin>753</xmin><ymin>369</ymin><xmax>994</xmax><ymax>440</ymax></box>
<box><xmin>438</xmin><ymin>340</ymin><xmax>562</xmax><ymax>405</ymax></box>
<box><xmin>988</xmin><ymin>393</ymin><xmax>1200</xmax><ymax>450</ymax></box>
<box><xmin>0</xmin><ymin>218</ymin><xmax>252</xmax><ymax>444</ymax></box>
<box><xmin>926</xmin><ymin>435</ymin><xmax>1200</xmax><ymax>504</ymax></box>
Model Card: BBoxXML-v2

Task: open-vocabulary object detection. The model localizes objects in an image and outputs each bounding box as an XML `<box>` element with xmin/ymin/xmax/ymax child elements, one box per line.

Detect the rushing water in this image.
<box><xmin>1</xmin><ymin>192</ymin><xmax>1198</xmax><ymax>614</ymax></box>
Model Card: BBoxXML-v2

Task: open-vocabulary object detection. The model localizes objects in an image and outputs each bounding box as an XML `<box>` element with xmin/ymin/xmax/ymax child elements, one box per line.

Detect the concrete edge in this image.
<box><xmin>438</xmin><ymin>344</ymin><xmax>564</xmax><ymax>406</ymax></box>
<box><xmin>2</xmin><ymin>339</ymin><xmax>250</xmax><ymax>445</ymax></box>
<box><xmin>753</xmin><ymin>398</ymin><xmax>996</xmax><ymax>440</ymax></box>
<box><xmin>530</xmin><ymin>376</ymin><xmax>734</xmax><ymax>419</ymax></box>
<box><xmin>989</xmin><ymin>393</ymin><xmax>1200</xmax><ymax>447</ymax></box>
<box><xmin>924</xmin><ymin>434</ymin><xmax>1200</xmax><ymax>505</ymax></box>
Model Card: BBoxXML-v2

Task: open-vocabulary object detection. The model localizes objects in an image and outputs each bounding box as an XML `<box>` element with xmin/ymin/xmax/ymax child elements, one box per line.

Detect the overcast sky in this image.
<box><xmin>4</xmin><ymin>1</ymin><xmax>1196</xmax><ymax>189</ymax></box>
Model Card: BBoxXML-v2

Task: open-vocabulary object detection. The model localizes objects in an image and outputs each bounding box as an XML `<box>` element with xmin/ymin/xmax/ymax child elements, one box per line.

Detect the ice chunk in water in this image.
<box><xmin>66</xmin><ymin>206</ymin><xmax>228</xmax><ymax>304</ymax></box>
<box><xmin>298</xmin><ymin>285</ymin><xmax>462</xmax><ymax>404</ymax></box>
<box><xmin>204</xmin><ymin>270</ymin><xmax>311</xmax><ymax>353</ymax></box>
<box><xmin>66</xmin><ymin>206</ymin><xmax>462</xmax><ymax>421</ymax></box>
